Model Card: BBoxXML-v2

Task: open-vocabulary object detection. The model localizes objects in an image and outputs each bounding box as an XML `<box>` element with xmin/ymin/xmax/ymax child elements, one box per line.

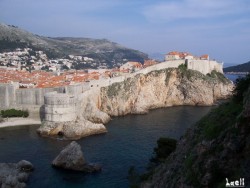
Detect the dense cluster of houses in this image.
<box><xmin>0</xmin><ymin>59</ymin><xmax>159</xmax><ymax>88</ymax></box>
<box><xmin>0</xmin><ymin>48</ymin><xmax>102</xmax><ymax>72</ymax></box>
<box><xmin>0</xmin><ymin>49</ymin><xmax>214</xmax><ymax>89</ymax></box>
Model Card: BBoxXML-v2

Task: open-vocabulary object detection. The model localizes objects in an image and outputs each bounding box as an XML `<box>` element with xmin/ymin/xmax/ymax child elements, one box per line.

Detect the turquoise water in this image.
<box><xmin>0</xmin><ymin>106</ymin><xmax>212</xmax><ymax>188</ymax></box>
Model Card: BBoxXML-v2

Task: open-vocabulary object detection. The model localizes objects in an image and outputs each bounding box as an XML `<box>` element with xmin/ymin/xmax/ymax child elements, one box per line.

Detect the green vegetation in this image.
<box><xmin>233</xmin><ymin>73</ymin><xmax>250</xmax><ymax>102</ymax></box>
<box><xmin>210</xmin><ymin>70</ymin><xmax>231</xmax><ymax>84</ymax></box>
<box><xmin>197</xmin><ymin>101</ymin><xmax>242</xmax><ymax>140</ymax></box>
<box><xmin>127</xmin><ymin>137</ymin><xmax>177</xmax><ymax>187</ymax></box>
<box><xmin>0</xmin><ymin>39</ymin><xmax>27</xmax><ymax>52</ymax></box>
<box><xmin>0</xmin><ymin>109</ymin><xmax>29</xmax><ymax>118</ymax></box>
<box><xmin>177</xmin><ymin>65</ymin><xmax>207</xmax><ymax>81</ymax></box>
<box><xmin>182</xmin><ymin>74</ymin><xmax>250</xmax><ymax>187</ymax></box>
<box><xmin>137</xmin><ymin>74</ymin><xmax>250</xmax><ymax>187</ymax></box>
<box><xmin>105</xmin><ymin>82</ymin><xmax>123</xmax><ymax>98</ymax></box>
<box><xmin>127</xmin><ymin>166</ymin><xmax>140</xmax><ymax>188</ymax></box>
<box><xmin>152</xmin><ymin>137</ymin><xmax>177</xmax><ymax>162</ymax></box>
<box><xmin>178</xmin><ymin>63</ymin><xmax>187</xmax><ymax>72</ymax></box>
<box><xmin>0</xmin><ymin>24</ymin><xmax>148</xmax><ymax>68</ymax></box>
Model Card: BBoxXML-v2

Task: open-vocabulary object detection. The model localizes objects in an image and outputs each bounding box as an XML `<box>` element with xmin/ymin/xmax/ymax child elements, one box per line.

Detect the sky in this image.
<box><xmin>0</xmin><ymin>0</ymin><xmax>250</xmax><ymax>66</ymax></box>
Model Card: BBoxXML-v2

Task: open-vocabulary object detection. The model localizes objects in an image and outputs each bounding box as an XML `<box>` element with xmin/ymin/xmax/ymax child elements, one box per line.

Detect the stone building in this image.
<box><xmin>44</xmin><ymin>92</ymin><xmax>76</xmax><ymax>122</ymax></box>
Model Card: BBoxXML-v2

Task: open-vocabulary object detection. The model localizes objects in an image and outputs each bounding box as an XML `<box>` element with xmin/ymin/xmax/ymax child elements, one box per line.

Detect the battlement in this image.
<box><xmin>44</xmin><ymin>91</ymin><xmax>76</xmax><ymax>122</ymax></box>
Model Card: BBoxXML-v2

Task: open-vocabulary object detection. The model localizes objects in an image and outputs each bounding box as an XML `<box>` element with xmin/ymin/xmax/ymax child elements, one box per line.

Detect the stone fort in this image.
<box><xmin>0</xmin><ymin>59</ymin><xmax>223</xmax><ymax>122</ymax></box>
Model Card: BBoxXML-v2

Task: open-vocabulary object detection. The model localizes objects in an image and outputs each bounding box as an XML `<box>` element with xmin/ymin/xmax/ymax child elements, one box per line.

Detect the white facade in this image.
<box><xmin>44</xmin><ymin>92</ymin><xmax>76</xmax><ymax>122</ymax></box>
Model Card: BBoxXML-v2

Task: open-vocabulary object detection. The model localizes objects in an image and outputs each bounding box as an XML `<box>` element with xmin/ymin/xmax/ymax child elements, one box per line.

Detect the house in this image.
<box><xmin>165</xmin><ymin>51</ymin><xmax>181</xmax><ymax>61</ymax></box>
<box><xmin>143</xmin><ymin>60</ymin><xmax>157</xmax><ymax>67</ymax></box>
<box><xmin>165</xmin><ymin>51</ymin><xmax>194</xmax><ymax>61</ymax></box>
<box><xmin>200</xmin><ymin>54</ymin><xmax>209</xmax><ymax>60</ymax></box>
<box><xmin>120</xmin><ymin>61</ymin><xmax>142</xmax><ymax>72</ymax></box>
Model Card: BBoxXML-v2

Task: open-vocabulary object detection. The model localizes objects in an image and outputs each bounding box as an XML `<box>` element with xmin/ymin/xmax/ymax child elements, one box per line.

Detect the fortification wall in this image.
<box><xmin>86</xmin><ymin>75</ymin><xmax>132</xmax><ymax>90</ymax></box>
<box><xmin>136</xmin><ymin>60</ymin><xmax>185</xmax><ymax>75</ymax></box>
<box><xmin>44</xmin><ymin>91</ymin><xmax>76</xmax><ymax>122</ymax></box>
<box><xmin>15</xmin><ymin>87</ymin><xmax>65</xmax><ymax>106</ymax></box>
<box><xmin>0</xmin><ymin>83</ymin><xmax>18</xmax><ymax>109</ymax></box>
<box><xmin>187</xmin><ymin>60</ymin><xmax>223</xmax><ymax>75</ymax></box>
<box><xmin>0</xmin><ymin>59</ymin><xmax>224</xmax><ymax>115</ymax></box>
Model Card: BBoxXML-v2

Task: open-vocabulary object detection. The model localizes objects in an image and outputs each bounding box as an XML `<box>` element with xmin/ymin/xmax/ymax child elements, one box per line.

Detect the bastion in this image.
<box><xmin>44</xmin><ymin>91</ymin><xmax>76</xmax><ymax>122</ymax></box>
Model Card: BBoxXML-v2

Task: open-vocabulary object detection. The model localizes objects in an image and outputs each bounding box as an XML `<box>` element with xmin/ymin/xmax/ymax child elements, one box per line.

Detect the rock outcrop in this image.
<box><xmin>37</xmin><ymin>88</ymin><xmax>110</xmax><ymax>140</ymax></box>
<box><xmin>37</xmin><ymin>119</ymin><xmax>107</xmax><ymax>140</ymax></box>
<box><xmin>101</xmin><ymin>69</ymin><xmax>233</xmax><ymax>116</ymax></box>
<box><xmin>52</xmin><ymin>141</ymin><xmax>101</xmax><ymax>172</ymax></box>
<box><xmin>0</xmin><ymin>160</ymin><xmax>34</xmax><ymax>188</ymax></box>
<box><xmin>38</xmin><ymin>68</ymin><xmax>233</xmax><ymax>140</ymax></box>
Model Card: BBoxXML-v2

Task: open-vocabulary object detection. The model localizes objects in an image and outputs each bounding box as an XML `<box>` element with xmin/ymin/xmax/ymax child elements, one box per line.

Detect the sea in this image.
<box><xmin>0</xmin><ymin>74</ymin><xmax>240</xmax><ymax>188</ymax></box>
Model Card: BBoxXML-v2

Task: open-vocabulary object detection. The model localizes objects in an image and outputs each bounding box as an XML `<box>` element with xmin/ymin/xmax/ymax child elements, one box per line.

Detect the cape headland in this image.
<box><xmin>0</xmin><ymin>52</ymin><xmax>233</xmax><ymax>140</ymax></box>
<box><xmin>37</xmin><ymin>58</ymin><xmax>233</xmax><ymax>139</ymax></box>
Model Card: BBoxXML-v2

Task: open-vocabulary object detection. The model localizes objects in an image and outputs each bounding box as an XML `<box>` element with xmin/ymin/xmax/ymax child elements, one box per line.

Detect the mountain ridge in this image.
<box><xmin>0</xmin><ymin>23</ymin><xmax>148</xmax><ymax>67</ymax></box>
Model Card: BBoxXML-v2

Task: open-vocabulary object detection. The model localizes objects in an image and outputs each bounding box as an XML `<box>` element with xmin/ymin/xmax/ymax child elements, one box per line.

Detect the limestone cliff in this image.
<box><xmin>38</xmin><ymin>68</ymin><xmax>233</xmax><ymax>140</ymax></box>
<box><xmin>100</xmin><ymin>68</ymin><xmax>233</xmax><ymax>116</ymax></box>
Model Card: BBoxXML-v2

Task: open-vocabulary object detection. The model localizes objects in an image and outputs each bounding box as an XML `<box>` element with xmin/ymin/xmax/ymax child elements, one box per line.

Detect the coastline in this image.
<box><xmin>0</xmin><ymin>117</ymin><xmax>41</xmax><ymax>128</ymax></box>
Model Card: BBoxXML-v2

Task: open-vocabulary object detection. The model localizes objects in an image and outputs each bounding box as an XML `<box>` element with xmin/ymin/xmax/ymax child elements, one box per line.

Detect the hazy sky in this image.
<box><xmin>0</xmin><ymin>0</ymin><xmax>250</xmax><ymax>65</ymax></box>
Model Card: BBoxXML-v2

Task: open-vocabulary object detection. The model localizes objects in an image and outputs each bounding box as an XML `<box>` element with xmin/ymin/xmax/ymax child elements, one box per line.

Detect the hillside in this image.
<box><xmin>140</xmin><ymin>75</ymin><xmax>250</xmax><ymax>188</ymax></box>
<box><xmin>0</xmin><ymin>23</ymin><xmax>148</xmax><ymax>68</ymax></box>
<box><xmin>223</xmin><ymin>61</ymin><xmax>250</xmax><ymax>73</ymax></box>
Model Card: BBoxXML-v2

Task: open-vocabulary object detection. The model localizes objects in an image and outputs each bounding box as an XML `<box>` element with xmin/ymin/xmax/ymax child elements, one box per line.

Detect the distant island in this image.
<box><xmin>224</xmin><ymin>60</ymin><xmax>250</xmax><ymax>74</ymax></box>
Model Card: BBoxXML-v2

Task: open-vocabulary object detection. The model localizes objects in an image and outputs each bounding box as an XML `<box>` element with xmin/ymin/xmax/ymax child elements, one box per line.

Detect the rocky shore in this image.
<box><xmin>0</xmin><ymin>160</ymin><xmax>34</xmax><ymax>188</ymax></box>
<box><xmin>0</xmin><ymin>117</ymin><xmax>41</xmax><ymax>128</ymax></box>
<box><xmin>38</xmin><ymin>68</ymin><xmax>234</xmax><ymax>140</ymax></box>
<box><xmin>37</xmin><ymin>119</ymin><xmax>107</xmax><ymax>140</ymax></box>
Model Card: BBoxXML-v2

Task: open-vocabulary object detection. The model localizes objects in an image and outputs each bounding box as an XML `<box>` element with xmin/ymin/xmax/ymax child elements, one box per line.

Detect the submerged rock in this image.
<box><xmin>52</xmin><ymin>141</ymin><xmax>101</xmax><ymax>173</ymax></box>
<box><xmin>0</xmin><ymin>160</ymin><xmax>34</xmax><ymax>188</ymax></box>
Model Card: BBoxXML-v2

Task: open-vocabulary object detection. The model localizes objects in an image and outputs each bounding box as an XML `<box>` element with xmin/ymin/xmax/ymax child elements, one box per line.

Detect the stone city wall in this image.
<box><xmin>15</xmin><ymin>87</ymin><xmax>65</xmax><ymax>106</ymax></box>
<box><xmin>0</xmin><ymin>83</ymin><xmax>18</xmax><ymax>109</ymax></box>
<box><xmin>136</xmin><ymin>60</ymin><xmax>185</xmax><ymax>75</ymax></box>
<box><xmin>44</xmin><ymin>91</ymin><xmax>76</xmax><ymax>122</ymax></box>
<box><xmin>187</xmin><ymin>60</ymin><xmax>223</xmax><ymax>75</ymax></box>
<box><xmin>0</xmin><ymin>59</ymin><xmax>224</xmax><ymax>113</ymax></box>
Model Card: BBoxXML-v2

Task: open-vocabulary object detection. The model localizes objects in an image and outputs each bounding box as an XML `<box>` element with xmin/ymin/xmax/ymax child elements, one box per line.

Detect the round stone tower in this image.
<box><xmin>44</xmin><ymin>91</ymin><xmax>76</xmax><ymax>122</ymax></box>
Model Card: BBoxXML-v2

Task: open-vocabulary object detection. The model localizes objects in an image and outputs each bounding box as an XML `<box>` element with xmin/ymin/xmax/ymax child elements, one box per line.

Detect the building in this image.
<box><xmin>120</xmin><ymin>61</ymin><xmax>142</xmax><ymax>72</ymax></box>
<box><xmin>143</xmin><ymin>60</ymin><xmax>157</xmax><ymax>68</ymax></box>
<box><xmin>165</xmin><ymin>51</ymin><xmax>194</xmax><ymax>61</ymax></box>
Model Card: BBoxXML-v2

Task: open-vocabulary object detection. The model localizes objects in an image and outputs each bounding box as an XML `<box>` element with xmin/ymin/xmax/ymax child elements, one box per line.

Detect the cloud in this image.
<box><xmin>143</xmin><ymin>0</ymin><xmax>250</xmax><ymax>22</ymax></box>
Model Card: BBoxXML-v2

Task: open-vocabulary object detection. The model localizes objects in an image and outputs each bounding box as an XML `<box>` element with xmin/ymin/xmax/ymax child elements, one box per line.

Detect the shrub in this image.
<box><xmin>127</xmin><ymin>166</ymin><xmax>140</xmax><ymax>188</ymax></box>
<box><xmin>153</xmin><ymin>137</ymin><xmax>177</xmax><ymax>162</ymax></box>
<box><xmin>0</xmin><ymin>109</ymin><xmax>29</xmax><ymax>118</ymax></box>
<box><xmin>198</xmin><ymin>101</ymin><xmax>242</xmax><ymax>140</ymax></box>
<box><xmin>233</xmin><ymin>74</ymin><xmax>250</xmax><ymax>102</ymax></box>
<box><xmin>178</xmin><ymin>63</ymin><xmax>187</xmax><ymax>72</ymax></box>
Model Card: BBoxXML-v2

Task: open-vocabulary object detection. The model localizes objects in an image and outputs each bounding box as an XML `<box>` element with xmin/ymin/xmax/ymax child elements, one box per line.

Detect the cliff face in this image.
<box><xmin>140</xmin><ymin>76</ymin><xmax>250</xmax><ymax>188</ymax></box>
<box><xmin>100</xmin><ymin>68</ymin><xmax>233</xmax><ymax>116</ymax></box>
<box><xmin>38</xmin><ymin>68</ymin><xmax>233</xmax><ymax>140</ymax></box>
